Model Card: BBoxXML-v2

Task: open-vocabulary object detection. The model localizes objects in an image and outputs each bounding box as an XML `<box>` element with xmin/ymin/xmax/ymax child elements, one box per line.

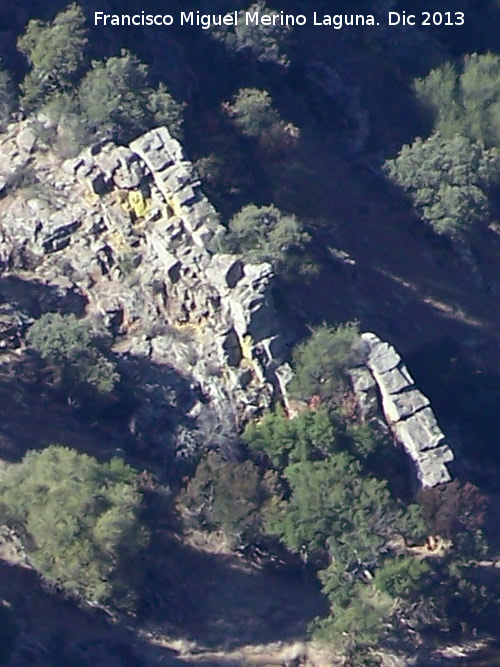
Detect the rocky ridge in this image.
<box><xmin>0</xmin><ymin>121</ymin><xmax>455</xmax><ymax>480</ymax></box>
<box><xmin>350</xmin><ymin>332</ymin><xmax>454</xmax><ymax>487</ymax></box>
<box><xmin>0</xmin><ymin>122</ymin><xmax>291</xmax><ymax>457</ymax></box>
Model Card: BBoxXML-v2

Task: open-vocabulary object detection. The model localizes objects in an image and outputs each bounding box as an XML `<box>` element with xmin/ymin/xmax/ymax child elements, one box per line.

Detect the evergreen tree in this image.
<box><xmin>243</xmin><ymin>406</ymin><xmax>341</xmax><ymax>468</ymax></box>
<box><xmin>17</xmin><ymin>3</ymin><xmax>88</xmax><ymax>111</ymax></box>
<box><xmin>288</xmin><ymin>322</ymin><xmax>361</xmax><ymax>403</ymax></box>
<box><xmin>213</xmin><ymin>1</ymin><xmax>291</xmax><ymax>65</ymax></box>
<box><xmin>0</xmin><ymin>446</ymin><xmax>148</xmax><ymax>607</ymax></box>
<box><xmin>385</xmin><ymin>133</ymin><xmax>500</xmax><ymax>238</ymax></box>
<box><xmin>415</xmin><ymin>53</ymin><xmax>500</xmax><ymax>149</ymax></box>
<box><xmin>77</xmin><ymin>50</ymin><xmax>183</xmax><ymax>145</ymax></box>
<box><xmin>26</xmin><ymin>312</ymin><xmax>119</xmax><ymax>395</ymax></box>
<box><xmin>265</xmin><ymin>454</ymin><xmax>420</xmax><ymax>560</ymax></box>
<box><xmin>223</xmin><ymin>203</ymin><xmax>309</xmax><ymax>270</ymax></box>
<box><xmin>226</xmin><ymin>88</ymin><xmax>280</xmax><ymax>138</ymax></box>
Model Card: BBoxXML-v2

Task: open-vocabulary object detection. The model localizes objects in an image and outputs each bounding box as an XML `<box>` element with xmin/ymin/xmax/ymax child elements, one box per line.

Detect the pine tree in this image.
<box><xmin>223</xmin><ymin>203</ymin><xmax>309</xmax><ymax>270</ymax></box>
<box><xmin>385</xmin><ymin>133</ymin><xmax>500</xmax><ymax>237</ymax></box>
<box><xmin>26</xmin><ymin>312</ymin><xmax>119</xmax><ymax>395</ymax></box>
<box><xmin>18</xmin><ymin>3</ymin><xmax>88</xmax><ymax>111</ymax></box>
<box><xmin>415</xmin><ymin>53</ymin><xmax>500</xmax><ymax>149</ymax></box>
<box><xmin>288</xmin><ymin>322</ymin><xmax>361</xmax><ymax>403</ymax></box>
<box><xmin>0</xmin><ymin>446</ymin><xmax>148</xmax><ymax>607</ymax></box>
<box><xmin>77</xmin><ymin>50</ymin><xmax>183</xmax><ymax>144</ymax></box>
<box><xmin>243</xmin><ymin>406</ymin><xmax>341</xmax><ymax>467</ymax></box>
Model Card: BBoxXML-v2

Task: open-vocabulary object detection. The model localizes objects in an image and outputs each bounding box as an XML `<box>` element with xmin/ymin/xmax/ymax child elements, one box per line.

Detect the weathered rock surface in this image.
<box><xmin>351</xmin><ymin>332</ymin><xmax>454</xmax><ymax>487</ymax></box>
<box><xmin>0</xmin><ymin>122</ymin><xmax>291</xmax><ymax>456</ymax></box>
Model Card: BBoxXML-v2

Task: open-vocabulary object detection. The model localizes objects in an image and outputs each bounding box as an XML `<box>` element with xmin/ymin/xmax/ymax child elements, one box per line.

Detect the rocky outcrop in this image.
<box><xmin>0</xmin><ymin>122</ymin><xmax>292</xmax><ymax>456</ymax></box>
<box><xmin>350</xmin><ymin>333</ymin><xmax>454</xmax><ymax>487</ymax></box>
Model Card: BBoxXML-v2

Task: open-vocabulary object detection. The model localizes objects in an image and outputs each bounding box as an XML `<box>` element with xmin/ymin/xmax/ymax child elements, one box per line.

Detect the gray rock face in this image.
<box><xmin>0</xmin><ymin>122</ymin><xmax>290</xmax><ymax>452</ymax></box>
<box><xmin>351</xmin><ymin>332</ymin><xmax>454</xmax><ymax>487</ymax></box>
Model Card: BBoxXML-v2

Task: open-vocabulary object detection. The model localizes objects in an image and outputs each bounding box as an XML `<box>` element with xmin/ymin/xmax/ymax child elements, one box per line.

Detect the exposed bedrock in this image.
<box><xmin>350</xmin><ymin>333</ymin><xmax>454</xmax><ymax>487</ymax></box>
<box><xmin>0</xmin><ymin>123</ymin><xmax>292</xmax><ymax>455</ymax></box>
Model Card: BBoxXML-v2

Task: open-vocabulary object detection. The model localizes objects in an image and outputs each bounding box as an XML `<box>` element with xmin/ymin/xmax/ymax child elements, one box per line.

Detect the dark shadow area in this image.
<box><xmin>0</xmin><ymin>533</ymin><xmax>327</xmax><ymax>664</ymax></box>
<box><xmin>0</xmin><ymin>559</ymin><xmax>184</xmax><ymax>666</ymax></box>
<box><xmin>0</xmin><ymin>275</ymin><xmax>85</xmax><ymax>318</ymax></box>
<box><xmin>138</xmin><ymin>533</ymin><xmax>328</xmax><ymax>651</ymax></box>
<box><xmin>407</xmin><ymin>338</ymin><xmax>500</xmax><ymax>491</ymax></box>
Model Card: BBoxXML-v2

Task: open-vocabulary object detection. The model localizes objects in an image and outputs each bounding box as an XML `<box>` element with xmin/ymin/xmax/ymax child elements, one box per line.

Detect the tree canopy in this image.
<box><xmin>0</xmin><ymin>446</ymin><xmax>148</xmax><ymax>607</ymax></box>
<box><xmin>222</xmin><ymin>203</ymin><xmax>309</xmax><ymax>270</ymax></box>
<box><xmin>16</xmin><ymin>4</ymin><xmax>183</xmax><ymax>152</ymax></box>
<box><xmin>26</xmin><ymin>312</ymin><xmax>119</xmax><ymax>395</ymax></box>
<box><xmin>226</xmin><ymin>88</ymin><xmax>281</xmax><ymax>138</ymax></box>
<box><xmin>77</xmin><ymin>51</ymin><xmax>183</xmax><ymax>144</ymax></box>
<box><xmin>385</xmin><ymin>133</ymin><xmax>500</xmax><ymax>238</ymax></box>
<box><xmin>415</xmin><ymin>53</ymin><xmax>500</xmax><ymax>149</ymax></box>
<box><xmin>17</xmin><ymin>3</ymin><xmax>88</xmax><ymax>111</ymax></box>
<box><xmin>288</xmin><ymin>322</ymin><xmax>361</xmax><ymax>403</ymax></box>
<box><xmin>213</xmin><ymin>1</ymin><xmax>291</xmax><ymax>66</ymax></box>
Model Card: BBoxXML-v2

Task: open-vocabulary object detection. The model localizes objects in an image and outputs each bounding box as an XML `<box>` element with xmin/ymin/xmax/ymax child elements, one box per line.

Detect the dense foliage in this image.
<box><xmin>288</xmin><ymin>322</ymin><xmax>361</xmax><ymax>403</ymax></box>
<box><xmin>26</xmin><ymin>312</ymin><xmax>119</xmax><ymax>395</ymax></box>
<box><xmin>385</xmin><ymin>133</ymin><xmax>500</xmax><ymax>237</ymax></box>
<box><xmin>415</xmin><ymin>53</ymin><xmax>500</xmax><ymax>149</ymax></box>
<box><xmin>17</xmin><ymin>3</ymin><xmax>88</xmax><ymax>111</ymax></box>
<box><xmin>222</xmin><ymin>203</ymin><xmax>309</xmax><ymax>270</ymax></box>
<box><xmin>212</xmin><ymin>1</ymin><xmax>291</xmax><ymax>65</ymax></box>
<box><xmin>0</xmin><ymin>446</ymin><xmax>148</xmax><ymax>607</ymax></box>
<box><xmin>15</xmin><ymin>3</ymin><xmax>182</xmax><ymax>152</ymax></box>
<box><xmin>241</xmin><ymin>403</ymin><xmax>428</xmax><ymax>660</ymax></box>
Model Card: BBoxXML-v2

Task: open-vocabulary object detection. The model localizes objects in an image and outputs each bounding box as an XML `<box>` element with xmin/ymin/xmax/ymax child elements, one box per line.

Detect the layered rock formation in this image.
<box><xmin>0</xmin><ymin>120</ymin><xmax>455</xmax><ymax>480</ymax></box>
<box><xmin>0</xmin><ymin>122</ymin><xmax>291</xmax><ymax>456</ymax></box>
<box><xmin>350</xmin><ymin>333</ymin><xmax>454</xmax><ymax>487</ymax></box>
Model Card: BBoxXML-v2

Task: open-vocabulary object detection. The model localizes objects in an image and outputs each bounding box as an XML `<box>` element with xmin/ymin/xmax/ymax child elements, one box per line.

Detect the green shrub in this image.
<box><xmin>17</xmin><ymin>5</ymin><xmax>183</xmax><ymax>152</ymax></box>
<box><xmin>18</xmin><ymin>3</ymin><xmax>88</xmax><ymax>111</ymax></box>
<box><xmin>373</xmin><ymin>556</ymin><xmax>430</xmax><ymax>599</ymax></box>
<box><xmin>26</xmin><ymin>312</ymin><xmax>119</xmax><ymax>395</ymax></box>
<box><xmin>227</xmin><ymin>88</ymin><xmax>280</xmax><ymax>138</ymax></box>
<box><xmin>77</xmin><ymin>50</ymin><xmax>183</xmax><ymax>145</ymax></box>
<box><xmin>243</xmin><ymin>406</ymin><xmax>341</xmax><ymax>467</ymax></box>
<box><xmin>222</xmin><ymin>203</ymin><xmax>309</xmax><ymax>270</ymax></box>
<box><xmin>288</xmin><ymin>322</ymin><xmax>361</xmax><ymax>403</ymax></box>
<box><xmin>385</xmin><ymin>133</ymin><xmax>500</xmax><ymax>237</ymax></box>
<box><xmin>415</xmin><ymin>53</ymin><xmax>500</xmax><ymax>149</ymax></box>
<box><xmin>0</xmin><ymin>446</ymin><xmax>148</xmax><ymax>607</ymax></box>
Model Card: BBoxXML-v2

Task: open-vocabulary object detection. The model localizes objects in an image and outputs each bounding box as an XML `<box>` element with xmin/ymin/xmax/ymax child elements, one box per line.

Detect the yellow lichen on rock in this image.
<box><xmin>166</xmin><ymin>195</ymin><xmax>184</xmax><ymax>219</ymax></box>
<box><xmin>104</xmin><ymin>228</ymin><xmax>129</xmax><ymax>254</ymax></box>
<box><xmin>121</xmin><ymin>189</ymin><xmax>151</xmax><ymax>220</ymax></box>
<box><xmin>241</xmin><ymin>334</ymin><xmax>254</xmax><ymax>361</ymax></box>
